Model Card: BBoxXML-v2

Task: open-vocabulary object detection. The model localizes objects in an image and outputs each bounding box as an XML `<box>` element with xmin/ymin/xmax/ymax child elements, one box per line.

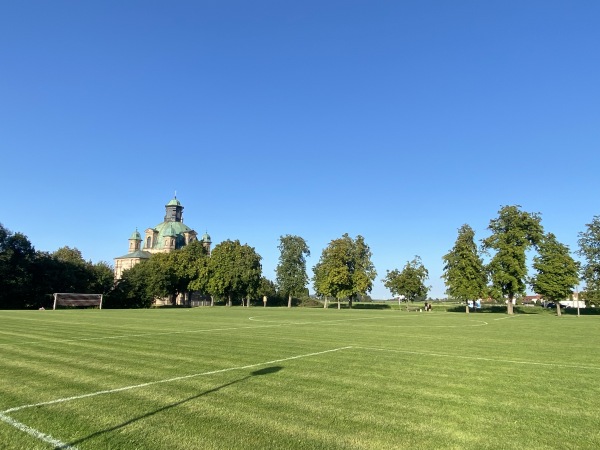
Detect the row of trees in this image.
<box><xmin>0</xmin><ymin>224</ymin><xmax>113</xmax><ymax>309</ymax></box>
<box><xmin>3</xmin><ymin>205</ymin><xmax>600</xmax><ymax>311</ymax></box>
<box><xmin>442</xmin><ymin>205</ymin><xmax>600</xmax><ymax>316</ymax></box>
<box><xmin>113</xmin><ymin>239</ymin><xmax>266</xmax><ymax>308</ymax></box>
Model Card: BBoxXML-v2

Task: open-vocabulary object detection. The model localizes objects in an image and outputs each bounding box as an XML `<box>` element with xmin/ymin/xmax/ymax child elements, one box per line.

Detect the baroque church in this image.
<box><xmin>114</xmin><ymin>196</ymin><xmax>211</xmax><ymax>280</ymax></box>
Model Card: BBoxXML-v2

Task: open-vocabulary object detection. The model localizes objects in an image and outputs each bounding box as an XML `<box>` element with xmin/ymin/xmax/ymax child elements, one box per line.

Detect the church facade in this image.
<box><xmin>114</xmin><ymin>196</ymin><xmax>211</xmax><ymax>280</ymax></box>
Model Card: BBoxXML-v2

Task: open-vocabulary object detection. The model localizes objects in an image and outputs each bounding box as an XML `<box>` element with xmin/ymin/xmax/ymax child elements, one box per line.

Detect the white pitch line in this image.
<box><xmin>2</xmin><ymin>346</ymin><xmax>352</xmax><ymax>414</ymax></box>
<box><xmin>354</xmin><ymin>346</ymin><xmax>600</xmax><ymax>371</ymax></box>
<box><xmin>0</xmin><ymin>323</ymin><xmax>284</xmax><ymax>347</ymax></box>
<box><xmin>0</xmin><ymin>412</ymin><xmax>78</xmax><ymax>450</ymax></box>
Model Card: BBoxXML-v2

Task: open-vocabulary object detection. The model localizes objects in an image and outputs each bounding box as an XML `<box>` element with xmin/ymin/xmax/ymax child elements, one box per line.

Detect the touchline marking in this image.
<box><xmin>354</xmin><ymin>346</ymin><xmax>600</xmax><ymax>371</ymax></box>
<box><xmin>0</xmin><ymin>412</ymin><xmax>78</xmax><ymax>450</ymax></box>
<box><xmin>2</xmin><ymin>346</ymin><xmax>352</xmax><ymax>414</ymax></box>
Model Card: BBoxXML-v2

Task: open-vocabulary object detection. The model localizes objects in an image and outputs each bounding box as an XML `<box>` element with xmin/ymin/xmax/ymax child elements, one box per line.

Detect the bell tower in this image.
<box><xmin>164</xmin><ymin>196</ymin><xmax>183</xmax><ymax>222</ymax></box>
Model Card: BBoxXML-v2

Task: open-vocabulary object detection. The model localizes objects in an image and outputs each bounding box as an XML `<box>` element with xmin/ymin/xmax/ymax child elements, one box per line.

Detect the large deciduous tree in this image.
<box><xmin>108</xmin><ymin>261</ymin><xmax>155</xmax><ymax>308</ymax></box>
<box><xmin>0</xmin><ymin>224</ymin><xmax>36</xmax><ymax>309</ymax></box>
<box><xmin>175</xmin><ymin>240</ymin><xmax>210</xmax><ymax>305</ymax></box>
<box><xmin>312</xmin><ymin>234</ymin><xmax>376</xmax><ymax>309</ymax></box>
<box><xmin>383</xmin><ymin>256</ymin><xmax>429</xmax><ymax>304</ymax></box>
<box><xmin>482</xmin><ymin>205</ymin><xmax>543</xmax><ymax>315</ymax></box>
<box><xmin>577</xmin><ymin>216</ymin><xmax>600</xmax><ymax>304</ymax></box>
<box><xmin>531</xmin><ymin>233</ymin><xmax>579</xmax><ymax>317</ymax></box>
<box><xmin>276</xmin><ymin>235</ymin><xmax>310</xmax><ymax>308</ymax></box>
<box><xmin>442</xmin><ymin>224</ymin><xmax>487</xmax><ymax>313</ymax></box>
<box><xmin>208</xmin><ymin>240</ymin><xmax>262</xmax><ymax>306</ymax></box>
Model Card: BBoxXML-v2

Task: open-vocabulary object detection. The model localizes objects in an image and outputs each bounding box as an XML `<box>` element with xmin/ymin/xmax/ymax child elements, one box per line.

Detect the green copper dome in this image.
<box><xmin>202</xmin><ymin>232</ymin><xmax>211</xmax><ymax>243</ymax></box>
<box><xmin>129</xmin><ymin>229</ymin><xmax>142</xmax><ymax>240</ymax></box>
<box><xmin>166</xmin><ymin>197</ymin><xmax>181</xmax><ymax>207</ymax></box>
<box><xmin>144</xmin><ymin>220</ymin><xmax>194</xmax><ymax>251</ymax></box>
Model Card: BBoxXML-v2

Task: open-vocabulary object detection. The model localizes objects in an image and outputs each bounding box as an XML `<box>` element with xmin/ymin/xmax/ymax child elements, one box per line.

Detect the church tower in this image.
<box><xmin>164</xmin><ymin>197</ymin><xmax>184</xmax><ymax>222</ymax></box>
<box><xmin>128</xmin><ymin>229</ymin><xmax>142</xmax><ymax>253</ymax></box>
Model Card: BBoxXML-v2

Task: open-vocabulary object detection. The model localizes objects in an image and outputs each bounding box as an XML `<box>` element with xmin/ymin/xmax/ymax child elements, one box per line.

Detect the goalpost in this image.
<box><xmin>52</xmin><ymin>293</ymin><xmax>103</xmax><ymax>310</ymax></box>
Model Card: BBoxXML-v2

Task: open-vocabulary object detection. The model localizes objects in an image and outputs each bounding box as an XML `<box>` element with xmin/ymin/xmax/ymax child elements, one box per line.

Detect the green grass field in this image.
<box><xmin>1</xmin><ymin>307</ymin><xmax>599</xmax><ymax>449</ymax></box>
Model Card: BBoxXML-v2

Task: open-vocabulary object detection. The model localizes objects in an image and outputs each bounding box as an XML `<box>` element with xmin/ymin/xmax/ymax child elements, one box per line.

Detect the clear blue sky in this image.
<box><xmin>1</xmin><ymin>1</ymin><xmax>599</xmax><ymax>299</ymax></box>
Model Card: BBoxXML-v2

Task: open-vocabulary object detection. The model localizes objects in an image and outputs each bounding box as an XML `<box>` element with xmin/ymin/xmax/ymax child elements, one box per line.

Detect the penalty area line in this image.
<box><xmin>2</xmin><ymin>346</ymin><xmax>353</xmax><ymax>415</ymax></box>
<box><xmin>0</xmin><ymin>412</ymin><xmax>78</xmax><ymax>450</ymax></box>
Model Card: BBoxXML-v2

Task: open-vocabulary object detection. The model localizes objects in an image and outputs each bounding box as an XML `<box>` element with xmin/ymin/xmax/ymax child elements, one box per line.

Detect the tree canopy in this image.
<box><xmin>207</xmin><ymin>239</ymin><xmax>262</xmax><ymax>306</ymax></box>
<box><xmin>383</xmin><ymin>256</ymin><xmax>429</xmax><ymax>303</ymax></box>
<box><xmin>482</xmin><ymin>205</ymin><xmax>543</xmax><ymax>314</ymax></box>
<box><xmin>531</xmin><ymin>233</ymin><xmax>579</xmax><ymax>316</ymax></box>
<box><xmin>577</xmin><ymin>216</ymin><xmax>600</xmax><ymax>303</ymax></box>
<box><xmin>276</xmin><ymin>235</ymin><xmax>310</xmax><ymax>308</ymax></box>
<box><xmin>312</xmin><ymin>234</ymin><xmax>376</xmax><ymax>308</ymax></box>
<box><xmin>442</xmin><ymin>224</ymin><xmax>487</xmax><ymax>312</ymax></box>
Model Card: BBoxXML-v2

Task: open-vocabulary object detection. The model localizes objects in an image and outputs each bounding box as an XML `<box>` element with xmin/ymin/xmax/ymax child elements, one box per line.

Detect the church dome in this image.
<box><xmin>129</xmin><ymin>229</ymin><xmax>142</xmax><ymax>240</ymax></box>
<box><xmin>147</xmin><ymin>220</ymin><xmax>194</xmax><ymax>250</ymax></box>
<box><xmin>166</xmin><ymin>197</ymin><xmax>181</xmax><ymax>207</ymax></box>
<box><xmin>202</xmin><ymin>232</ymin><xmax>211</xmax><ymax>243</ymax></box>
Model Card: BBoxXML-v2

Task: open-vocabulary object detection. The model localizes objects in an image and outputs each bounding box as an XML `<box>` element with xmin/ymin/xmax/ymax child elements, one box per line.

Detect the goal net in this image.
<box><xmin>52</xmin><ymin>293</ymin><xmax>103</xmax><ymax>310</ymax></box>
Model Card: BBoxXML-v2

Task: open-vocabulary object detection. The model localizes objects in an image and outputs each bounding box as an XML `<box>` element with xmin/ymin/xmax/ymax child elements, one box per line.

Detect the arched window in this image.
<box><xmin>146</xmin><ymin>237</ymin><xmax>151</xmax><ymax>248</ymax></box>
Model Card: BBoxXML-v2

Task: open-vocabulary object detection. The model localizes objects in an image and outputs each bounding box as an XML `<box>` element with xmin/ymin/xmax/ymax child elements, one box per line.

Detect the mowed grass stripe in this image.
<box><xmin>1</xmin><ymin>308</ymin><xmax>600</xmax><ymax>449</ymax></box>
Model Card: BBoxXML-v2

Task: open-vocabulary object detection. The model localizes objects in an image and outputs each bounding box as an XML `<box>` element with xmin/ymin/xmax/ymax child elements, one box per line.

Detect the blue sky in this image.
<box><xmin>1</xmin><ymin>1</ymin><xmax>599</xmax><ymax>299</ymax></box>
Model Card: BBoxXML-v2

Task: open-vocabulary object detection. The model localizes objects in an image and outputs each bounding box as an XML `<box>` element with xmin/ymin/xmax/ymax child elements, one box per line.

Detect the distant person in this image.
<box><xmin>475</xmin><ymin>299</ymin><xmax>481</xmax><ymax>310</ymax></box>
<box><xmin>263</xmin><ymin>295</ymin><xmax>267</xmax><ymax>307</ymax></box>
<box><xmin>468</xmin><ymin>300</ymin><xmax>474</xmax><ymax>310</ymax></box>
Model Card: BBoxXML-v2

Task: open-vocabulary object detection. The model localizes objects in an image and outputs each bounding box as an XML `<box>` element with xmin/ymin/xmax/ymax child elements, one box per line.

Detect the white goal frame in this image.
<box><xmin>52</xmin><ymin>293</ymin><xmax>103</xmax><ymax>310</ymax></box>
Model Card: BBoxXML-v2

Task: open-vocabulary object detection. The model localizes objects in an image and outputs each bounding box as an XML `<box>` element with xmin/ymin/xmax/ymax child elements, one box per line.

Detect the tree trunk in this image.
<box><xmin>556</xmin><ymin>303</ymin><xmax>562</xmax><ymax>317</ymax></box>
<box><xmin>348</xmin><ymin>296</ymin><xmax>353</xmax><ymax>309</ymax></box>
<box><xmin>210</xmin><ymin>295</ymin><xmax>214</xmax><ymax>307</ymax></box>
<box><xmin>507</xmin><ymin>297</ymin><xmax>514</xmax><ymax>315</ymax></box>
<box><xmin>337</xmin><ymin>299</ymin><xmax>340</xmax><ymax>309</ymax></box>
<box><xmin>323</xmin><ymin>298</ymin><xmax>328</xmax><ymax>309</ymax></box>
<box><xmin>288</xmin><ymin>294</ymin><xmax>292</xmax><ymax>308</ymax></box>
<box><xmin>228</xmin><ymin>295</ymin><xmax>232</xmax><ymax>307</ymax></box>
<box><xmin>465</xmin><ymin>304</ymin><xmax>469</xmax><ymax>314</ymax></box>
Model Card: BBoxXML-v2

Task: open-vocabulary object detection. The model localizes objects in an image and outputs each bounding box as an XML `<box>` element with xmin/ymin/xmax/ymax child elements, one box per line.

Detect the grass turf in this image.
<box><xmin>0</xmin><ymin>307</ymin><xmax>599</xmax><ymax>449</ymax></box>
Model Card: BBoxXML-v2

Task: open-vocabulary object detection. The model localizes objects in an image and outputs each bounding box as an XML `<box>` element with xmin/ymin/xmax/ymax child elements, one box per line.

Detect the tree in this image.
<box><xmin>482</xmin><ymin>205</ymin><xmax>543</xmax><ymax>315</ymax></box>
<box><xmin>577</xmin><ymin>216</ymin><xmax>600</xmax><ymax>304</ymax></box>
<box><xmin>51</xmin><ymin>246</ymin><xmax>94</xmax><ymax>293</ymax></box>
<box><xmin>276</xmin><ymin>235</ymin><xmax>310</xmax><ymax>308</ymax></box>
<box><xmin>89</xmin><ymin>261</ymin><xmax>116</xmax><ymax>296</ymax></box>
<box><xmin>0</xmin><ymin>224</ymin><xmax>36</xmax><ymax>309</ymax></box>
<box><xmin>383</xmin><ymin>256</ymin><xmax>429</xmax><ymax>304</ymax></box>
<box><xmin>207</xmin><ymin>240</ymin><xmax>262</xmax><ymax>306</ymax></box>
<box><xmin>108</xmin><ymin>261</ymin><xmax>155</xmax><ymax>308</ymax></box>
<box><xmin>175</xmin><ymin>241</ymin><xmax>210</xmax><ymax>305</ymax></box>
<box><xmin>531</xmin><ymin>233</ymin><xmax>579</xmax><ymax>317</ymax></box>
<box><xmin>312</xmin><ymin>234</ymin><xmax>376</xmax><ymax>309</ymax></box>
<box><xmin>442</xmin><ymin>224</ymin><xmax>487</xmax><ymax>313</ymax></box>
<box><xmin>144</xmin><ymin>252</ymin><xmax>179</xmax><ymax>304</ymax></box>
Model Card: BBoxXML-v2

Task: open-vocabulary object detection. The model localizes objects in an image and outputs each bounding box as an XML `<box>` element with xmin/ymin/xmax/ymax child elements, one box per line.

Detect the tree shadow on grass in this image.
<box><xmin>445</xmin><ymin>305</ymin><xmax>540</xmax><ymax>315</ymax></box>
<box><xmin>351</xmin><ymin>303</ymin><xmax>392</xmax><ymax>310</ymax></box>
<box><xmin>561</xmin><ymin>307</ymin><xmax>600</xmax><ymax>316</ymax></box>
<box><xmin>61</xmin><ymin>366</ymin><xmax>283</xmax><ymax>449</ymax></box>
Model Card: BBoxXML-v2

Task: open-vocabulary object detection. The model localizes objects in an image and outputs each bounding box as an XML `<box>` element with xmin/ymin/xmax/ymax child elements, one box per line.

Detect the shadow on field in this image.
<box><xmin>445</xmin><ymin>305</ymin><xmax>540</xmax><ymax>315</ymax></box>
<box><xmin>351</xmin><ymin>303</ymin><xmax>392</xmax><ymax>310</ymax></box>
<box><xmin>63</xmin><ymin>366</ymin><xmax>283</xmax><ymax>448</ymax></box>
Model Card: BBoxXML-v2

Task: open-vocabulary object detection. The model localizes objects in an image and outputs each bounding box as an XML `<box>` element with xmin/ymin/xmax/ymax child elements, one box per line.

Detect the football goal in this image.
<box><xmin>52</xmin><ymin>293</ymin><xmax>103</xmax><ymax>310</ymax></box>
